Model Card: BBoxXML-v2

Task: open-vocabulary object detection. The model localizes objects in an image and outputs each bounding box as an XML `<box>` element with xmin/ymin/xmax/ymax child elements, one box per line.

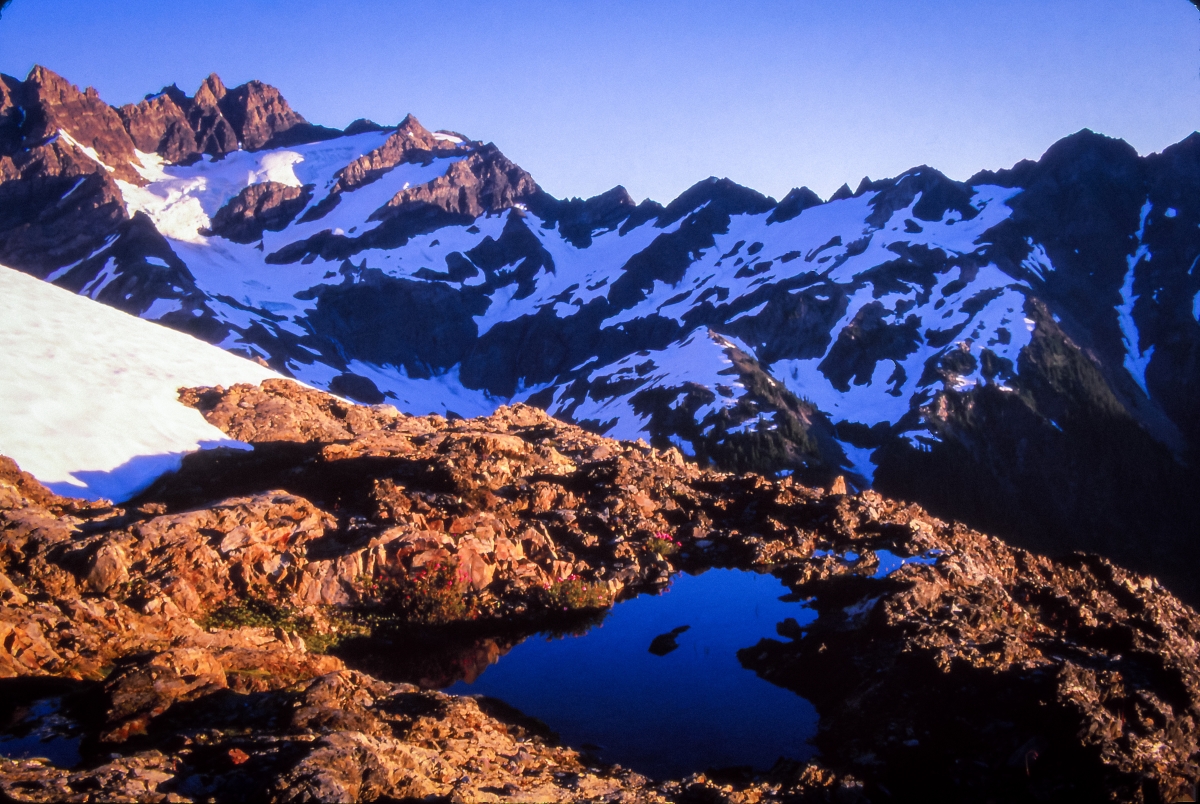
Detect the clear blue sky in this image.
<box><xmin>2</xmin><ymin>0</ymin><xmax>1197</xmax><ymax>204</ymax></box>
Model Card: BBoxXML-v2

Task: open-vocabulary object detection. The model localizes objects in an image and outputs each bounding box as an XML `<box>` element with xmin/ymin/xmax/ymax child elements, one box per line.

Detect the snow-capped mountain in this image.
<box><xmin>2</xmin><ymin>66</ymin><xmax>1198</xmax><ymax>596</ymax></box>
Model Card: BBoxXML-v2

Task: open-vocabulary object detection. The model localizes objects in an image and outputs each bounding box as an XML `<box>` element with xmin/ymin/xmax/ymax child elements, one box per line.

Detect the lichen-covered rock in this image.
<box><xmin>178</xmin><ymin>379</ymin><xmax>401</xmax><ymax>443</ymax></box>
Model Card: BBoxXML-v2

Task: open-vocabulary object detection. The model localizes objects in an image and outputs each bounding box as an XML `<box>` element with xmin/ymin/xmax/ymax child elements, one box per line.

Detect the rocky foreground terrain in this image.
<box><xmin>2</xmin><ymin>380</ymin><xmax>1200</xmax><ymax>802</ymax></box>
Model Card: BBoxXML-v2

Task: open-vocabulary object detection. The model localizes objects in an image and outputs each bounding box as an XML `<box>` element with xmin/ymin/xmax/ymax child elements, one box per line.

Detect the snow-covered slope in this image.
<box><xmin>0</xmin><ymin>265</ymin><xmax>279</xmax><ymax>501</ymax></box>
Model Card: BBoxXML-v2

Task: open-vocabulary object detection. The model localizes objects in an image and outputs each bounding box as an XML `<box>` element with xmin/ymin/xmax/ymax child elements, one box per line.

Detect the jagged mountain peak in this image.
<box><xmin>526</xmin><ymin>184</ymin><xmax>640</xmax><ymax>248</ymax></box>
<box><xmin>395</xmin><ymin>112</ymin><xmax>429</xmax><ymax>134</ymax></box>
<box><xmin>970</xmin><ymin>128</ymin><xmax>1142</xmax><ymax>189</ymax></box>
<box><xmin>1043</xmin><ymin>126</ymin><xmax>1140</xmax><ymax>160</ymax></box>
<box><xmin>865</xmin><ymin>165</ymin><xmax>979</xmax><ymax>227</ymax></box>
<box><xmin>828</xmin><ymin>182</ymin><xmax>854</xmax><ymax>202</ymax></box>
<box><xmin>342</xmin><ymin>117</ymin><xmax>388</xmax><ymax>136</ymax></box>
<box><xmin>25</xmin><ymin>63</ymin><xmax>76</xmax><ymax>96</ymax></box>
<box><xmin>767</xmin><ymin>186</ymin><xmax>823</xmax><ymax>224</ymax></box>
<box><xmin>9</xmin><ymin>64</ymin><xmax>141</xmax><ymax>181</ymax></box>
<box><xmin>656</xmin><ymin>175</ymin><xmax>776</xmax><ymax>228</ymax></box>
<box><xmin>195</xmin><ymin>72</ymin><xmax>227</xmax><ymax>104</ymax></box>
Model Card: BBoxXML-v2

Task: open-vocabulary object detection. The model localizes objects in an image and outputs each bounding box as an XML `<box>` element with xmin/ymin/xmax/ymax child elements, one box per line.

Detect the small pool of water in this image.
<box><xmin>0</xmin><ymin>696</ymin><xmax>82</xmax><ymax>768</ymax></box>
<box><xmin>448</xmin><ymin>568</ymin><xmax>818</xmax><ymax>779</ymax></box>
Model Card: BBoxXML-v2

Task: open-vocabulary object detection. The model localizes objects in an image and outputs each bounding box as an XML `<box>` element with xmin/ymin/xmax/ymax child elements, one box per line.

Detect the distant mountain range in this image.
<box><xmin>2</xmin><ymin>66</ymin><xmax>1198</xmax><ymax>599</ymax></box>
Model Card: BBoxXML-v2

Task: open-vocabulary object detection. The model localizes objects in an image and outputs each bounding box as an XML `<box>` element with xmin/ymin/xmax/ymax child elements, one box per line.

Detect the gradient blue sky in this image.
<box><xmin>2</xmin><ymin>0</ymin><xmax>1197</xmax><ymax>204</ymax></box>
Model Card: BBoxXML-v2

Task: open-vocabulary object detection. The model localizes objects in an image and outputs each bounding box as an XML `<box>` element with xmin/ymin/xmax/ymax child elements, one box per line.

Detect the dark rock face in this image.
<box><xmin>874</xmin><ymin>305</ymin><xmax>1199</xmax><ymax>597</ymax></box>
<box><xmin>0</xmin><ymin>67</ymin><xmax>160</xmax><ymax>277</ymax></box>
<box><xmin>529</xmin><ymin>184</ymin><xmax>640</xmax><ymax>248</ymax></box>
<box><xmin>0</xmin><ymin>67</ymin><xmax>142</xmax><ymax>273</ymax></box>
<box><xmin>216</xmin><ymin>79</ymin><xmax>307</xmax><ymax>150</ymax></box>
<box><xmin>187</xmin><ymin>73</ymin><xmax>240</xmax><ymax>157</ymax></box>
<box><xmin>117</xmin><ymin>91</ymin><xmax>196</xmax><ymax>162</ymax></box>
<box><xmin>372</xmin><ymin>142</ymin><xmax>539</xmax><ymax>221</ymax></box>
<box><xmin>331</xmin><ymin>113</ymin><xmax>466</xmax><ymax>194</ymax></box>
<box><xmin>304</xmin><ymin>271</ymin><xmax>489</xmax><ymax>373</ymax></box>
<box><xmin>0</xmin><ymin>152</ymin><xmax>128</xmax><ymax>275</ymax></box>
<box><xmin>205</xmin><ymin>181</ymin><xmax>314</xmax><ymax>243</ymax></box>
<box><xmin>16</xmin><ymin>66</ymin><xmax>141</xmax><ymax>182</ymax></box>
<box><xmin>115</xmin><ymin>72</ymin><xmax>339</xmax><ymax>165</ymax></box>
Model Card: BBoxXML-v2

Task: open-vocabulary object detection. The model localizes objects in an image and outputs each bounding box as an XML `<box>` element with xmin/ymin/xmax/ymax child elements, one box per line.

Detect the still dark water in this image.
<box><xmin>448</xmin><ymin>569</ymin><xmax>819</xmax><ymax>779</ymax></box>
<box><xmin>0</xmin><ymin>696</ymin><xmax>82</xmax><ymax>768</ymax></box>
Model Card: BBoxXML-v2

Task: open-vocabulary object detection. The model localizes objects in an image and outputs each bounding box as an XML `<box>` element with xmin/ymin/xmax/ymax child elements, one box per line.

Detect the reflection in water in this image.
<box><xmin>448</xmin><ymin>569</ymin><xmax>819</xmax><ymax>780</ymax></box>
<box><xmin>339</xmin><ymin>613</ymin><xmax>607</xmax><ymax>689</ymax></box>
<box><xmin>0</xmin><ymin>696</ymin><xmax>82</xmax><ymax>768</ymax></box>
<box><xmin>648</xmin><ymin>625</ymin><xmax>691</xmax><ymax>656</ymax></box>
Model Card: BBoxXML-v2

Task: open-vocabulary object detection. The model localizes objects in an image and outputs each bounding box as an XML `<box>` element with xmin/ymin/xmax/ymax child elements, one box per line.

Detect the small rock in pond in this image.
<box><xmin>648</xmin><ymin>625</ymin><xmax>691</xmax><ymax>656</ymax></box>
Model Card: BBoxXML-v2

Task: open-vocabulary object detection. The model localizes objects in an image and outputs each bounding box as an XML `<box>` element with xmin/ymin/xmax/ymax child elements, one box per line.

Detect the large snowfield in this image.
<box><xmin>0</xmin><ymin>265</ymin><xmax>279</xmax><ymax>502</ymax></box>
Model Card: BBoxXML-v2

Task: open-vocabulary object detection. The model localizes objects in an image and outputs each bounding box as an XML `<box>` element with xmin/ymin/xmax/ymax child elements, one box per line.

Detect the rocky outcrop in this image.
<box><xmin>371</xmin><ymin>143</ymin><xmax>538</xmax><ymax>222</ymax></box>
<box><xmin>5</xmin><ymin>383</ymin><xmax>1200</xmax><ymax>800</ymax></box>
<box><xmin>264</xmin><ymin>143</ymin><xmax>541</xmax><ymax>263</ymax></box>
<box><xmin>0</xmin><ymin>73</ymin><xmax>24</xmax><ymax>154</ymax></box>
<box><xmin>12</xmin><ymin>66</ymin><xmax>141</xmax><ymax>183</ymax></box>
<box><xmin>116</xmin><ymin>73</ymin><xmax>338</xmax><ymax>165</ymax></box>
<box><xmin>117</xmin><ymin>90</ymin><xmax>198</xmax><ymax>164</ymax></box>
<box><xmin>332</xmin><ymin>114</ymin><xmax>465</xmax><ymax>194</ymax></box>
<box><xmin>217</xmin><ymin>80</ymin><xmax>305</xmax><ymax>150</ymax></box>
<box><xmin>187</xmin><ymin>74</ymin><xmax>241</xmax><ymax>157</ymax></box>
<box><xmin>204</xmin><ymin>182</ymin><xmax>314</xmax><ymax>243</ymax></box>
<box><xmin>0</xmin><ymin>140</ymin><xmax>128</xmax><ymax>275</ymax></box>
<box><xmin>0</xmin><ymin>68</ymin><xmax>137</xmax><ymax>277</ymax></box>
<box><xmin>178</xmin><ymin>379</ymin><xmax>403</xmax><ymax>442</ymax></box>
<box><xmin>0</xmin><ymin>67</ymin><xmax>140</xmax><ymax>273</ymax></box>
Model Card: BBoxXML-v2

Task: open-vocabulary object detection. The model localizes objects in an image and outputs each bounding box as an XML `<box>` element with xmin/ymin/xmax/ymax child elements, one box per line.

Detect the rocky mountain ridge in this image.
<box><xmin>1</xmin><ymin>66</ymin><xmax>1198</xmax><ymax>602</ymax></box>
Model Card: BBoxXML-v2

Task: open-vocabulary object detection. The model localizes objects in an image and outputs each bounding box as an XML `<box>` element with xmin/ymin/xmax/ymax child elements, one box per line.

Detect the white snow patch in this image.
<box><xmin>82</xmin><ymin>257</ymin><xmax>120</xmax><ymax>299</ymax></box>
<box><xmin>667</xmin><ymin>434</ymin><xmax>696</xmax><ymax>457</ymax></box>
<box><xmin>57</xmin><ymin>129</ymin><xmax>114</xmax><ymax>172</ymax></box>
<box><xmin>727</xmin><ymin>299</ymin><xmax>769</xmax><ymax>323</ymax></box>
<box><xmin>1022</xmin><ymin>240</ymin><xmax>1055</xmax><ymax>280</ymax></box>
<box><xmin>0</xmin><ymin>265</ymin><xmax>280</xmax><ymax>501</ymax></box>
<box><xmin>473</xmin><ymin>280</ymin><xmax>540</xmax><ymax>337</ymax></box>
<box><xmin>118</xmin><ymin>132</ymin><xmax>396</xmax><ymax>244</ymax></box>
<box><xmin>344</xmin><ymin>360</ymin><xmax>498</xmax><ymax>418</ymax></box>
<box><xmin>60</xmin><ymin>176</ymin><xmax>86</xmax><ymax>201</ymax></box>
<box><xmin>837</xmin><ymin>441</ymin><xmax>877</xmax><ymax>484</ymax></box>
<box><xmin>143</xmin><ymin>298</ymin><xmax>183</xmax><ymax>319</ymax></box>
<box><xmin>563</xmin><ymin>328</ymin><xmax>745</xmax><ymax>439</ymax></box>
<box><xmin>43</xmin><ymin>235</ymin><xmax>120</xmax><ymax>283</ymax></box>
<box><xmin>1117</xmin><ymin>200</ymin><xmax>1155</xmax><ymax>395</ymax></box>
